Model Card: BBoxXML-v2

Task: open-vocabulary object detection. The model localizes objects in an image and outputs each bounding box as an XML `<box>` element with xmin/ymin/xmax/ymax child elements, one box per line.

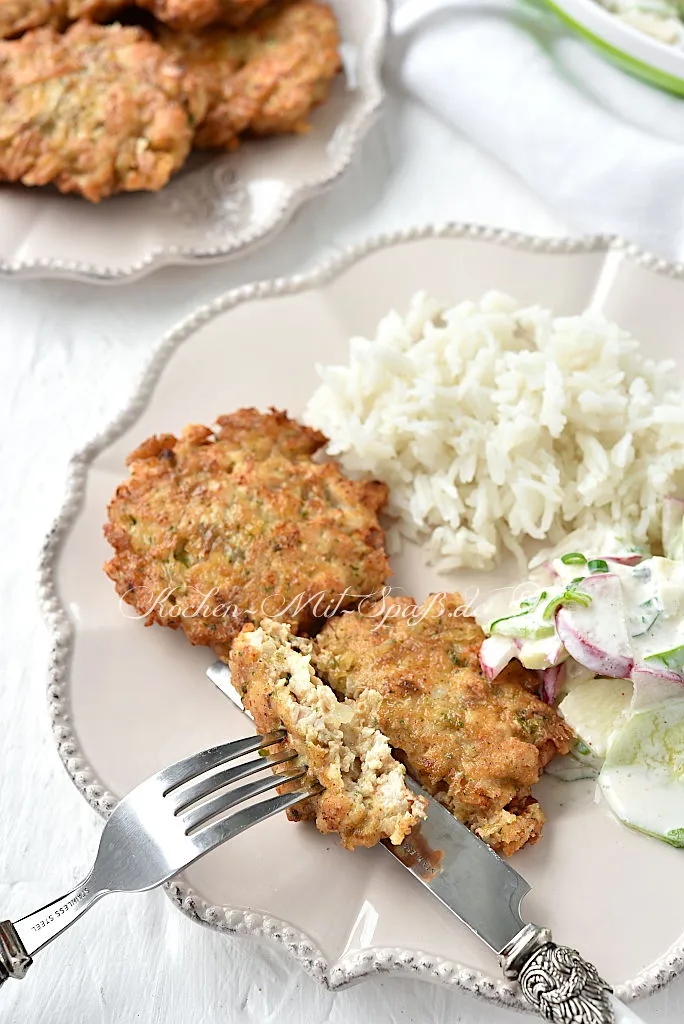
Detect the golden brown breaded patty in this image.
<box><xmin>0</xmin><ymin>23</ymin><xmax>204</xmax><ymax>201</ymax></box>
<box><xmin>104</xmin><ymin>409</ymin><xmax>390</xmax><ymax>659</ymax></box>
<box><xmin>231</xmin><ymin>619</ymin><xmax>426</xmax><ymax>849</ymax></box>
<box><xmin>0</xmin><ymin>0</ymin><xmax>64</xmax><ymax>40</ymax></box>
<box><xmin>0</xmin><ymin>0</ymin><xmax>272</xmax><ymax>38</ymax></box>
<box><xmin>313</xmin><ymin>594</ymin><xmax>573</xmax><ymax>856</ymax></box>
<box><xmin>162</xmin><ymin>0</ymin><xmax>341</xmax><ymax>149</ymax></box>
<box><xmin>149</xmin><ymin>0</ymin><xmax>271</xmax><ymax>30</ymax></box>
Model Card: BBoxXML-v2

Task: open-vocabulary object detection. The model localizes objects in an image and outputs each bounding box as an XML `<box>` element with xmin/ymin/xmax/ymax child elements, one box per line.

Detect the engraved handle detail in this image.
<box><xmin>0</xmin><ymin>920</ymin><xmax>33</xmax><ymax>986</ymax></box>
<box><xmin>503</xmin><ymin>934</ymin><xmax>648</xmax><ymax>1024</ymax></box>
<box><xmin>518</xmin><ymin>942</ymin><xmax>614</xmax><ymax>1024</ymax></box>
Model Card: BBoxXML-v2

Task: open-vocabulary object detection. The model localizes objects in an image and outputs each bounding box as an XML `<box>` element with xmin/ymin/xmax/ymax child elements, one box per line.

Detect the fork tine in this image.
<box><xmin>156</xmin><ymin>730</ymin><xmax>286</xmax><ymax>794</ymax></box>
<box><xmin>167</xmin><ymin>748</ymin><xmax>299</xmax><ymax>815</ymax></box>
<box><xmin>180</xmin><ymin>767</ymin><xmax>308</xmax><ymax>833</ymax></box>
<box><xmin>189</xmin><ymin>784</ymin><xmax>324</xmax><ymax>858</ymax></box>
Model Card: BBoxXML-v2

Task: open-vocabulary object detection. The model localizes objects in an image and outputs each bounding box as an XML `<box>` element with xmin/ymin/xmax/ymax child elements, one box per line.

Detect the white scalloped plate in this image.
<box><xmin>40</xmin><ymin>225</ymin><xmax>684</xmax><ymax>1010</ymax></box>
<box><xmin>0</xmin><ymin>0</ymin><xmax>386</xmax><ymax>284</ymax></box>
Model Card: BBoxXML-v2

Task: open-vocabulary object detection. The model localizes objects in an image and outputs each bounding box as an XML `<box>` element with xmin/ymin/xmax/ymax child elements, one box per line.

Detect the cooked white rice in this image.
<box><xmin>304</xmin><ymin>290</ymin><xmax>684</xmax><ymax>571</ymax></box>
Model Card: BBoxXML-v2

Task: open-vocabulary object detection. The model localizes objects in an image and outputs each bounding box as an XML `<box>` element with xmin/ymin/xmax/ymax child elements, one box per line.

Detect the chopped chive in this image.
<box><xmin>542</xmin><ymin>588</ymin><xmax>592</xmax><ymax>619</ymax></box>
<box><xmin>519</xmin><ymin>591</ymin><xmax>547</xmax><ymax>611</ymax></box>
<box><xmin>587</xmin><ymin>558</ymin><xmax>609</xmax><ymax>573</ymax></box>
<box><xmin>561</xmin><ymin>552</ymin><xmax>586</xmax><ymax>565</ymax></box>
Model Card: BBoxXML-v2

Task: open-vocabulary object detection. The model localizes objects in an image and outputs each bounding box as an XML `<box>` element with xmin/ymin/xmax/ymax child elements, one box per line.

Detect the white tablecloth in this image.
<box><xmin>1</xmin><ymin>89</ymin><xmax>682</xmax><ymax>1024</ymax></box>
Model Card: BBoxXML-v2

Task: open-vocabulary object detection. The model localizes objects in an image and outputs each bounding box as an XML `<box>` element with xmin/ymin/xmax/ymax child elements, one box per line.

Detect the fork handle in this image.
<box><xmin>0</xmin><ymin>873</ymin><xmax>106</xmax><ymax>988</ymax></box>
<box><xmin>0</xmin><ymin>921</ymin><xmax>32</xmax><ymax>985</ymax></box>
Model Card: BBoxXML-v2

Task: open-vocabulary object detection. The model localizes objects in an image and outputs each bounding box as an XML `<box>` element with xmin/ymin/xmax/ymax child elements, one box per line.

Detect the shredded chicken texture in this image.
<box><xmin>230</xmin><ymin>619</ymin><xmax>427</xmax><ymax>849</ymax></box>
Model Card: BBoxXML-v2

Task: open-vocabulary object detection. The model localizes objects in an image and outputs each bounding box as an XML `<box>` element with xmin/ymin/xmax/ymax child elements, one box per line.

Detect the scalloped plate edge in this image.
<box><xmin>37</xmin><ymin>222</ymin><xmax>684</xmax><ymax>1005</ymax></box>
<box><xmin>0</xmin><ymin>0</ymin><xmax>387</xmax><ymax>285</ymax></box>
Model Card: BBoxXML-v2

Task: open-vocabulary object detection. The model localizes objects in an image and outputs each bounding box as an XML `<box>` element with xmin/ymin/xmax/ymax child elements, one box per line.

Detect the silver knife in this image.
<box><xmin>207</xmin><ymin>659</ymin><xmax>645</xmax><ymax>1024</ymax></box>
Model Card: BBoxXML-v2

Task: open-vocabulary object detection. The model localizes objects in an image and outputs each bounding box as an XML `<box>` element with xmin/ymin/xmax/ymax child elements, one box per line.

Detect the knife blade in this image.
<box><xmin>206</xmin><ymin>657</ymin><xmax>644</xmax><ymax>1024</ymax></box>
<box><xmin>207</xmin><ymin>656</ymin><xmax>529</xmax><ymax>952</ymax></box>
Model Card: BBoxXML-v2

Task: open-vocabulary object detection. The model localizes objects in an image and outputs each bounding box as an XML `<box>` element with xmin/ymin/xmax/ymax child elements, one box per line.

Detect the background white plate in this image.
<box><xmin>0</xmin><ymin>0</ymin><xmax>386</xmax><ymax>284</ymax></box>
<box><xmin>40</xmin><ymin>225</ymin><xmax>684</xmax><ymax>1011</ymax></box>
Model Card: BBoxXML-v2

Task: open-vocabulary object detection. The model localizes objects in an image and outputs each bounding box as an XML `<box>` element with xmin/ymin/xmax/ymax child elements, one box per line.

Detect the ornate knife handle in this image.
<box><xmin>0</xmin><ymin>920</ymin><xmax>32</xmax><ymax>987</ymax></box>
<box><xmin>500</xmin><ymin>924</ymin><xmax>646</xmax><ymax>1024</ymax></box>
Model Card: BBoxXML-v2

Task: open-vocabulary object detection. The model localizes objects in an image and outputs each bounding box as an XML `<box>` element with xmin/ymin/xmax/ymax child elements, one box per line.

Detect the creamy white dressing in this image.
<box><xmin>484</xmin><ymin>553</ymin><xmax>684</xmax><ymax>677</ymax></box>
<box><xmin>598</xmin><ymin>698</ymin><xmax>684</xmax><ymax>846</ymax></box>
<box><xmin>478</xmin><ymin>524</ymin><xmax>684</xmax><ymax>848</ymax></box>
<box><xmin>600</xmin><ymin>766</ymin><xmax>684</xmax><ymax>839</ymax></box>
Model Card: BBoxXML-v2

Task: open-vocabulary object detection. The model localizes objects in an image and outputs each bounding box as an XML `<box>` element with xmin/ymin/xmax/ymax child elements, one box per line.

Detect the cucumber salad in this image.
<box><xmin>477</xmin><ymin>498</ymin><xmax>684</xmax><ymax>849</ymax></box>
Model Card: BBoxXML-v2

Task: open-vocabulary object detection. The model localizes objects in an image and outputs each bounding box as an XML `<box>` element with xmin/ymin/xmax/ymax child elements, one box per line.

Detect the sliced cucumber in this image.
<box><xmin>518</xmin><ymin>637</ymin><xmax>564</xmax><ymax>670</ymax></box>
<box><xmin>645</xmin><ymin>644</ymin><xmax>684</xmax><ymax>671</ymax></box>
<box><xmin>599</xmin><ymin>698</ymin><xmax>684</xmax><ymax>846</ymax></box>
<box><xmin>490</xmin><ymin>617</ymin><xmax>555</xmax><ymax>640</ymax></box>
<box><xmin>558</xmin><ymin>677</ymin><xmax>633</xmax><ymax>759</ymax></box>
<box><xmin>489</xmin><ymin>594</ymin><xmax>554</xmax><ymax>640</ymax></box>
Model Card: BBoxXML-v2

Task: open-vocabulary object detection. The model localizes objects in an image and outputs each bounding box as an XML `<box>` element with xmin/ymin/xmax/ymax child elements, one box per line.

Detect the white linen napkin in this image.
<box><xmin>392</xmin><ymin>0</ymin><xmax>684</xmax><ymax>259</ymax></box>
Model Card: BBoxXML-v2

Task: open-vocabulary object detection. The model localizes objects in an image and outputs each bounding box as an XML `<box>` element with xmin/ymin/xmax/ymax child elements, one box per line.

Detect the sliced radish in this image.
<box><xmin>540</xmin><ymin>662</ymin><xmax>566</xmax><ymax>705</ymax></box>
<box><xmin>555</xmin><ymin>574</ymin><xmax>633</xmax><ymax>679</ymax></box>
<box><xmin>605</xmin><ymin>554</ymin><xmax>644</xmax><ymax>567</ymax></box>
<box><xmin>479</xmin><ymin>635</ymin><xmax>518</xmax><ymax>681</ymax></box>
<box><xmin>630</xmin><ymin>663</ymin><xmax>684</xmax><ymax>710</ymax></box>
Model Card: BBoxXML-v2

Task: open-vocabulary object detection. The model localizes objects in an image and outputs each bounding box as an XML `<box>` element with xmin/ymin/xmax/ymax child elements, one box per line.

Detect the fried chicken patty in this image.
<box><xmin>313</xmin><ymin>594</ymin><xmax>573</xmax><ymax>855</ymax></box>
<box><xmin>231</xmin><ymin>619</ymin><xmax>427</xmax><ymax>849</ymax></box>
<box><xmin>104</xmin><ymin>409</ymin><xmax>390</xmax><ymax>659</ymax></box>
<box><xmin>161</xmin><ymin>0</ymin><xmax>341</xmax><ymax>149</ymax></box>
<box><xmin>149</xmin><ymin>0</ymin><xmax>272</xmax><ymax>29</ymax></box>
<box><xmin>0</xmin><ymin>22</ymin><xmax>203</xmax><ymax>201</ymax></box>
<box><xmin>0</xmin><ymin>0</ymin><xmax>272</xmax><ymax>38</ymax></box>
<box><xmin>0</xmin><ymin>0</ymin><xmax>64</xmax><ymax>39</ymax></box>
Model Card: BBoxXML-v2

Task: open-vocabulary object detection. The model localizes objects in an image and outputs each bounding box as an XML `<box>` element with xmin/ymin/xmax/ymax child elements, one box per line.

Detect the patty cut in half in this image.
<box><xmin>230</xmin><ymin>619</ymin><xmax>427</xmax><ymax>849</ymax></box>
<box><xmin>313</xmin><ymin>593</ymin><xmax>573</xmax><ymax>855</ymax></box>
<box><xmin>104</xmin><ymin>408</ymin><xmax>390</xmax><ymax>659</ymax></box>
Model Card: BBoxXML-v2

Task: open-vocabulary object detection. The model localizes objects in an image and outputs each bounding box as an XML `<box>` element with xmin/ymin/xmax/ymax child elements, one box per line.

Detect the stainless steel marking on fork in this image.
<box><xmin>0</xmin><ymin>730</ymin><xmax>320</xmax><ymax>986</ymax></box>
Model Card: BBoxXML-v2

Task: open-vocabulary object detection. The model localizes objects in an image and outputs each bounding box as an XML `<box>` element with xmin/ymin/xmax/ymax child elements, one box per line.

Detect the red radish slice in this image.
<box><xmin>540</xmin><ymin>662</ymin><xmax>566</xmax><ymax>705</ymax></box>
<box><xmin>555</xmin><ymin>574</ymin><xmax>633</xmax><ymax>678</ymax></box>
<box><xmin>479</xmin><ymin>635</ymin><xmax>517</xmax><ymax>680</ymax></box>
<box><xmin>605</xmin><ymin>554</ymin><xmax>644</xmax><ymax>567</ymax></box>
<box><xmin>630</xmin><ymin>663</ymin><xmax>684</xmax><ymax>710</ymax></box>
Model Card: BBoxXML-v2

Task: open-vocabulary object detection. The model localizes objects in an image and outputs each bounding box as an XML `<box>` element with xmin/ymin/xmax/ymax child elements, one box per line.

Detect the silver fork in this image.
<box><xmin>0</xmin><ymin>730</ymin><xmax>319</xmax><ymax>986</ymax></box>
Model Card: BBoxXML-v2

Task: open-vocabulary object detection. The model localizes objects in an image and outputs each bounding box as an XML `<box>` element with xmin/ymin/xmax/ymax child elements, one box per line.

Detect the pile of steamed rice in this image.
<box><xmin>305</xmin><ymin>291</ymin><xmax>684</xmax><ymax>570</ymax></box>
